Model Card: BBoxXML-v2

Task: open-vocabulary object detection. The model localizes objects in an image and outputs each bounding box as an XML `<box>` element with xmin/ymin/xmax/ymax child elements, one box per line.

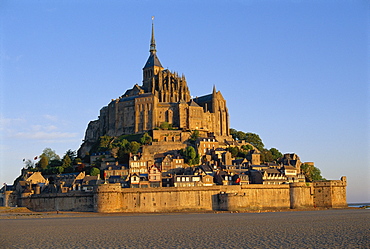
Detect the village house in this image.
<box><xmin>174</xmin><ymin>175</ymin><xmax>202</xmax><ymax>187</ymax></box>
<box><xmin>104</xmin><ymin>165</ymin><xmax>129</xmax><ymax>179</ymax></box>
<box><xmin>196</xmin><ymin>137</ymin><xmax>218</xmax><ymax>157</ymax></box>
<box><xmin>157</xmin><ymin>154</ymin><xmax>184</xmax><ymax>173</ymax></box>
<box><xmin>148</xmin><ymin>165</ymin><xmax>162</xmax><ymax>187</ymax></box>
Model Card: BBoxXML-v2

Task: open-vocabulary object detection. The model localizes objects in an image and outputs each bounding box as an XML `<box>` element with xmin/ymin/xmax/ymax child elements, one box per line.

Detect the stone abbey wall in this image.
<box><xmin>17</xmin><ymin>178</ymin><xmax>346</xmax><ymax>213</ymax></box>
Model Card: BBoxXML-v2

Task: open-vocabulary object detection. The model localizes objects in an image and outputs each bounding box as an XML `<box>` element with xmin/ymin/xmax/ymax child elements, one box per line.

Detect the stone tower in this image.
<box><xmin>142</xmin><ymin>19</ymin><xmax>191</xmax><ymax>103</ymax></box>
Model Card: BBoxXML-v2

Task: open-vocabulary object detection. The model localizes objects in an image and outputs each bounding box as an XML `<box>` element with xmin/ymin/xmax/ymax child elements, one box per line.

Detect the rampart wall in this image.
<box><xmin>313</xmin><ymin>176</ymin><xmax>347</xmax><ymax>208</ymax></box>
<box><xmin>16</xmin><ymin>178</ymin><xmax>347</xmax><ymax>213</ymax></box>
<box><xmin>94</xmin><ymin>184</ymin><xmax>304</xmax><ymax>213</ymax></box>
<box><xmin>289</xmin><ymin>182</ymin><xmax>314</xmax><ymax>209</ymax></box>
<box><xmin>19</xmin><ymin>191</ymin><xmax>94</xmax><ymax>212</ymax></box>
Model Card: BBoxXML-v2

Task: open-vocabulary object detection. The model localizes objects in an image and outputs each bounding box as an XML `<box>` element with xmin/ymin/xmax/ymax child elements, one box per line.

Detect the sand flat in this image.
<box><xmin>0</xmin><ymin>209</ymin><xmax>368</xmax><ymax>248</ymax></box>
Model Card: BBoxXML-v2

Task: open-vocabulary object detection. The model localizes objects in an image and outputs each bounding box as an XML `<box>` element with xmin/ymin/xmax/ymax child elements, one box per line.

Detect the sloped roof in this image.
<box><xmin>283</xmin><ymin>165</ymin><xmax>297</xmax><ymax>170</ymax></box>
<box><xmin>189</xmin><ymin>99</ymin><xmax>200</xmax><ymax>107</ymax></box>
<box><xmin>264</xmin><ymin>168</ymin><xmax>281</xmax><ymax>174</ymax></box>
<box><xmin>194</xmin><ymin>94</ymin><xmax>212</xmax><ymax>104</ymax></box>
<box><xmin>143</xmin><ymin>53</ymin><xmax>163</xmax><ymax>69</ymax></box>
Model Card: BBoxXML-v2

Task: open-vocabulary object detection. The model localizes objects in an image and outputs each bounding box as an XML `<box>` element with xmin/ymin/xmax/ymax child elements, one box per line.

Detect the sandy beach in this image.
<box><xmin>0</xmin><ymin>209</ymin><xmax>368</xmax><ymax>248</ymax></box>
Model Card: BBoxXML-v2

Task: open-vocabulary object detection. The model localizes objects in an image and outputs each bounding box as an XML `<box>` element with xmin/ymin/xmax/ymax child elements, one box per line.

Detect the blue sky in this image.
<box><xmin>0</xmin><ymin>0</ymin><xmax>368</xmax><ymax>203</ymax></box>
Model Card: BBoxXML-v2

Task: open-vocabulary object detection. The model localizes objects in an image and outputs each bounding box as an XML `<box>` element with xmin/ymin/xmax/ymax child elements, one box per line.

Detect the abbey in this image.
<box><xmin>84</xmin><ymin>21</ymin><xmax>229</xmax><ymax>148</ymax></box>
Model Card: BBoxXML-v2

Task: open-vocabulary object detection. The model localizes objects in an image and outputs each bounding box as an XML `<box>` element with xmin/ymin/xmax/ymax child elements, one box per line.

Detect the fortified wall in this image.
<box><xmin>17</xmin><ymin>177</ymin><xmax>347</xmax><ymax>212</ymax></box>
<box><xmin>18</xmin><ymin>191</ymin><xmax>94</xmax><ymax>212</ymax></box>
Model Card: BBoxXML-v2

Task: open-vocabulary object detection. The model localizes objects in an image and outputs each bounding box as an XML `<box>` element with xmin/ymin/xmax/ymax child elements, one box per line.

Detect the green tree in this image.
<box><xmin>98</xmin><ymin>136</ymin><xmax>113</xmax><ymax>151</ymax></box>
<box><xmin>180</xmin><ymin>146</ymin><xmax>199</xmax><ymax>166</ymax></box>
<box><xmin>117</xmin><ymin>141</ymin><xmax>141</xmax><ymax>164</ymax></box>
<box><xmin>128</xmin><ymin>141</ymin><xmax>141</xmax><ymax>154</ymax></box>
<box><xmin>140</xmin><ymin>133</ymin><xmax>152</xmax><ymax>145</ymax></box>
<box><xmin>269</xmin><ymin>148</ymin><xmax>282</xmax><ymax>162</ymax></box>
<box><xmin>241</xmin><ymin>144</ymin><xmax>253</xmax><ymax>151</ymax></box>
<box><xmin>260</xmin><ymin>149</ymin><xmax>274</xmax><ymax>163</ymax></box>
<box><xmin>227</xmin><ymin>147</ymin><xmax>239</xmax><ymax>158</ymax></box>
<box><xmin>230</xmin><ymin>128</ymin><xmax>238</xmax><ymax>140</ymax></box>
<box><xmin>229</xmin><ymin>129</ymin><xmax>264</xmax><ymax>151</ymax></box>
<box><xmin>39</xmin><ymin>155</ymin><xmax>49</xmax><ymax>169</ymax></box>
<box><xmin>186</xmin><ymin>146</ymin><xmax>196</xmax><ymax>160</ymax></box>
<box><xmin>90</xmin><ymin>167</ymin><xmax>100</xmax><ymax>176</ymax></box>
<box><xmin>189</xmin><ymin>130</ymin><xmax>200</xmax><ymax>142</ymax></box>
<box><xmin>49</xmin><ymin>159</ymin><xmax>62</xmax><ymax>167</ymax></box>
<box><xmin>301</xmin><ymin>163</ymin><xmax>325</xmax><ymax>182</ymax></box>
<box><xmin>64</xmin><ymin>149</ymin><xmax>76</xmax><ymax>162</ymax></box>
<box><xmin>41</xmin><ymin>148</ymin><xmax>60</xmax><ymax>161</ymax></box>
<box><xmin>159</xmin><ymin>122</ymin><xmax>172</xmax><ymax>130</ymax></box>
<box><xmin>62</xmin><ymin>155</ymin><xmax>72</xmax><ymax>169</ymax></box>
<box><xmin>114</xmin><ymin>139</ymin><xmax>129</xmax><ymax>149</ymax></box>
<box><xmin>56</xmin><ymin>166</ymin><xmax>64</xmax><ymax>174</ymax></box>
<box><xmin>236</xmin><ymin>131</ymin><xmax>247</xmax><ymax>141</ymax></box>
<box><xmin>245</xmin><ymin>133</ymin><xmax>264</xmax><ymax>151</ymax></box>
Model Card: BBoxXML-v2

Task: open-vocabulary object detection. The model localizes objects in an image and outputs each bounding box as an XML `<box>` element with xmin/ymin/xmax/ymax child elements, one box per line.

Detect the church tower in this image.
<box><xmin>142</xmin><ymin>17</ymin><xmax>164</xmax><ymax>92</ymax></box>
<box><xmin>142</xmin><ymin>18</ymin><xmax>191</xmax><ymax>103</ymax></box>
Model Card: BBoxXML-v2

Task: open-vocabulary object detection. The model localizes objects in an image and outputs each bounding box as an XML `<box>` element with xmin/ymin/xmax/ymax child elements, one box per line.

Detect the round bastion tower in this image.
<box><xmin>94</xmin><ymin>183</ymin><xmax>123</xmax><ymax>213</ymax></box>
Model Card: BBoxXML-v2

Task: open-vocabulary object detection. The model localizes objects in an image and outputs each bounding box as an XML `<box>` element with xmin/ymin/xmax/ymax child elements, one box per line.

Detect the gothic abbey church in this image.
<box><xmin>80</xmin><ymin>21</ymin><xmax>230</xmax><ymax>154</ymax></box>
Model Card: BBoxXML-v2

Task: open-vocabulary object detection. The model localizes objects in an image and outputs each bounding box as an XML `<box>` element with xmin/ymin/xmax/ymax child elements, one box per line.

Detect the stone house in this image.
<box><xmin>24</xmin><ymin>172</ymin><xmax>48</xmax><ymax>185</ymax></box>
<box><xmin>129</xmin><ymin>154</ymin><xmax>152</xmax><ymax>175</ymax></box>
<box><xmin>194</xmin><ymin>164</ymin><xmax>214</xmax><ymax>176</ymax></box>
<box><xmin>148</xmin><ymin>165</ymin><xmax>161</xmax><ymax>187</ymax></box>
<box><xmin>247</xmin><ymin>150</ymin><xmax>261</xmax><ymax>165</ymax></box>
<box><xmin>161</xmin><ymin>175</ymin><xmax>174</xmax><ymax>187</ymax></box>
<box><xmin>129</xmin><ymin>173</ymin><xmax>140</xmax><ymax>188</ymax></box>
<box><xmin>232</xmin><ymin>158</ymin><xmax>249</xmax><ymax>169</ymax></box>
<box><xmin>81</xmin><ymin>175</ymin><xmax>101</xmax><ymax>192</ymax></box>
<box><xmin>196</xmin><ymin>137</ymin><xmax>218</xmax><ymax>157</ymax></box>
<box><xmin>282</xmin><ymin>165</ymin><xmax>305</xmax><ymax>183</ymax></box>
<box><xmin>262</xmin><ymin>168</ymin><xmax>286</xmax><ymax>185</ymax></box>
<box><xmin>90</xmin><ymin>151</ymin><xmax>112</xmax><ymax>164</ymax></box>
<box><xmin>280</xmin><ymin>153</ymin><xmax>302</xmax><ymax>171</ymax></box>
<box><xmin>174</xmin><ymin>175</ymin><xmax>202</xmax><ymax>187</ymax></box>
<box><xmin>157</xmin><ymin>154</ymin><xmax>184</xmax><ymax>173</ymax></box>
<box><xmin>201</xmin><ymin>175</ymin><xmax>214</xmax><ymax>186</ymax></box>
<box><xmin>104</xmin><ymin>165</ymin><xmax>129</xmax><ymax>179</ymax></box>
<box><xmin>238</xmin><ymin>173</ymin><xmax>250</xmax><ymax>185</ymax></box>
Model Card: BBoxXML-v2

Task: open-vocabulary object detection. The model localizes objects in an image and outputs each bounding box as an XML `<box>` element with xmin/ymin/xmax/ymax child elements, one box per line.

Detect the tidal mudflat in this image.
<box><xmin>0</xmin><ymin>209</ymin><xmax>368</xmax><ymax>248</ymax></box>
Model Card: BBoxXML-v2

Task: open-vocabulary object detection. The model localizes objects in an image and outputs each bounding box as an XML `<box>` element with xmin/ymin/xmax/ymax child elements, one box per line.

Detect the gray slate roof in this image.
<box><xmin>143</xmin><ymin>53</ymin><xmax>163</xmax><ymax>69</ymax></box>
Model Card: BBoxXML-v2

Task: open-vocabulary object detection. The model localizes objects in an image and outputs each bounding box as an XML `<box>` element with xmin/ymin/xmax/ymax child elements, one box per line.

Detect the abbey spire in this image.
<box><xmin>150</xmin><ymin>16</ymin><xmax>156</xmax><ymax>54</ymax></box>
<box><xmin>143</xmin><ymin>16</ymin><xmax>163</xmax><ymax>90</ymax></box>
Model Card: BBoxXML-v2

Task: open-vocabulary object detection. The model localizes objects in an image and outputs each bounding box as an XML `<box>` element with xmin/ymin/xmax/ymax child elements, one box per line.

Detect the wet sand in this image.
<box><xmin>0</xmin><ymin>209</ymin><xmax>369</xmax><ymax>248</ymax></box>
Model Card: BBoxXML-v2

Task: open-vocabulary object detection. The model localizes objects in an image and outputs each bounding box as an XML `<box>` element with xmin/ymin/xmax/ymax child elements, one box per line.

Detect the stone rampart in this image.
<box><xmin>219</xmin><ymin>185</ymin><xmax>291</xmax><ymax>211</ymax></box>
<box><xmin>19</xmin><ymin>191</ymin><xmax>94</xmax><ymax>212</ymax></box>
<box><xmin>95</xmin><ymin>184</ymin><xmax>292</xmax><ymax>213</ymax></box>
<box><xmin>313</xmin><ymin>176</ymin><xmax>347</xmax><ymax>208</ymax></box>
<box><xmin>16</xmin><ymin>177</ymin><xmax>347</xmax><ymax>212</ymax></box>
<box><xmin>289</xmin><ymin>182</ymin><xmax>314</xmax><ymax>209</ymax></box>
